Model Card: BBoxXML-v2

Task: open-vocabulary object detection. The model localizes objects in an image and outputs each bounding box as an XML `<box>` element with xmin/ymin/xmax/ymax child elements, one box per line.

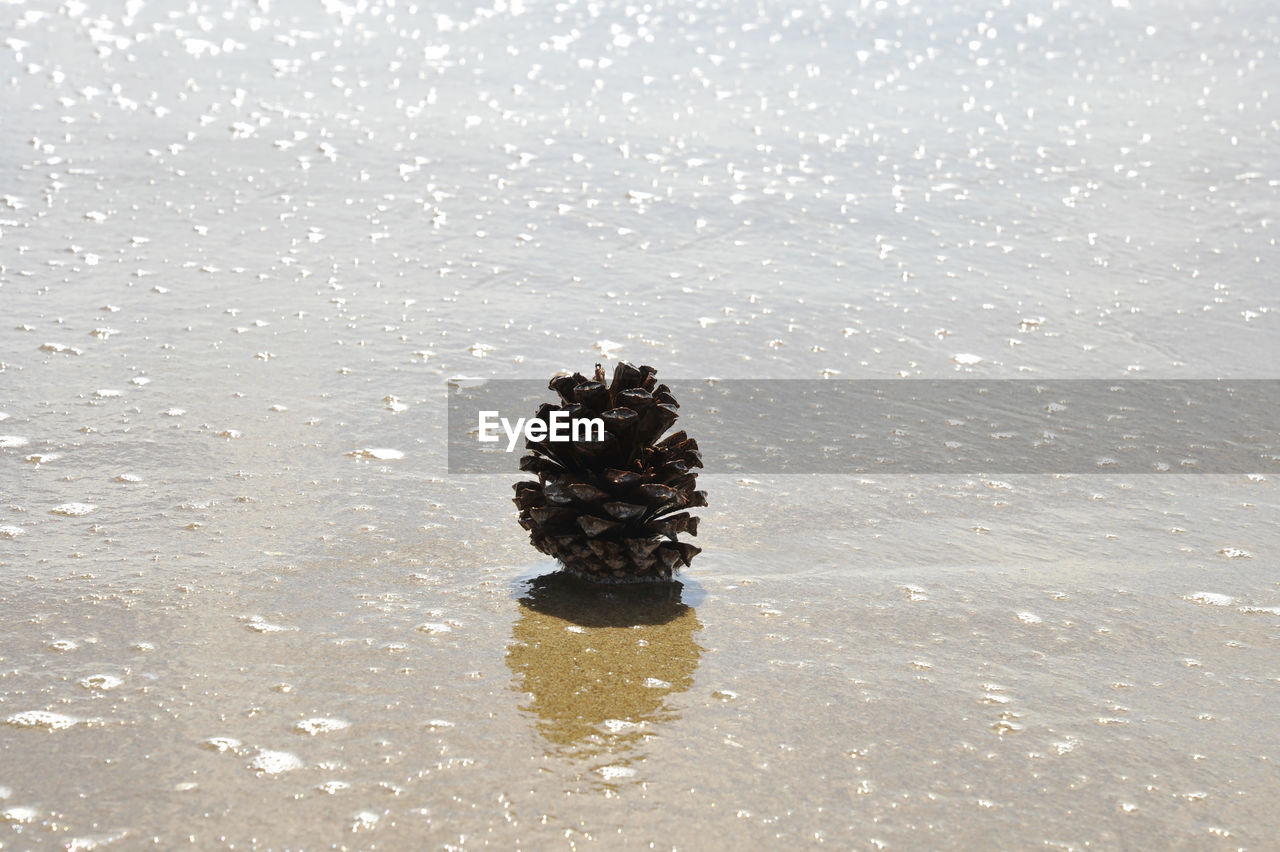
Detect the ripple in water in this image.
<box><xmin>1183</xmin><ymin>592</ymin><xmax>1235</xmax><ymax>607</ymax></box>
<box><xmin>294</xmin><ymin>718</ymin><xmax>350</xmax><ymax>735</ymax></box>
<box><xmin>51</xmin><ymin>503</ymin><xmax>97</xmax><ymax>516</ymax></box>
<box><xmin>248</xmin><ymin>749</ymin><xmax>304</xmax><ymax>775</ymax></box>
<box><xmin>596</xmin><ymin>765</ymin><xmax>637</xmax><ymax>780</ymax></box>
<box><xmin>347</xmin><ymin>447</ymin><xmax>405</xmax><ymax>460</ymax></box>
<box><xmin>241</xmin><ymin>616</ymin><xmax>293</xmax><ymax>633</ymax></box>
<box><xmin>2</xmin><ymin>806</ymin><xmax>39</xmax><ymax>825</ymax></box>
<box><xmin>200</xmin><ymin>737</ymin><xmax>243</xmax><ymax>753</ymax></box>
<box><xmin>6</xmin><ymin>710</ymin><xmax>81</xmax><ymax>730</ymax></box>
<box><xmin>316</xmin><ymin>781</ymin><xmax>350</xmax><ymax>794</ymax></box>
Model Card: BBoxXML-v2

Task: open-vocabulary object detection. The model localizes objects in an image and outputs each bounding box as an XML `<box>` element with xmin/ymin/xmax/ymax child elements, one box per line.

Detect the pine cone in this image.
<box><xmin>512</xmin><ymin>362</ymin><xmax>706</xmax><ymax>583</ymax></box>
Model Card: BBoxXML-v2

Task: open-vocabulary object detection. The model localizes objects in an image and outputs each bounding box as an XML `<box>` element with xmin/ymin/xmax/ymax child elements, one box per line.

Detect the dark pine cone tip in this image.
<box><xmin>512</xmin><ymin>362</ymin><xmax>705</xmax><ymax>583</ymax></box>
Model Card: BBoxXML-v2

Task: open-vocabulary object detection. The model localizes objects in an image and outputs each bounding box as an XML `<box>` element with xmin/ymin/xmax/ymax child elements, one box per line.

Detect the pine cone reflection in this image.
<box><xmin>506</xmin><ymin>573</ymin><xmax>702</xmax><ymax>755</ymax></box>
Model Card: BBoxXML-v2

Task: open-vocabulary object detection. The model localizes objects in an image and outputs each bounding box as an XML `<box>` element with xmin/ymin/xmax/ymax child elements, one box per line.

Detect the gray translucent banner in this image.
<box><xmin>447</xmin><ymin>379</ymin><xmax>1279</xmax><ymax>474</ymax></box>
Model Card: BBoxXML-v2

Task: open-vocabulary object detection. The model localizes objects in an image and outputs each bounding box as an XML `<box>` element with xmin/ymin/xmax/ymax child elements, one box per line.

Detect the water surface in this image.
<box><xmin>2</xmin><ymin>0</ymin><xmax>1277</xmax><ymax>847</ymax></box>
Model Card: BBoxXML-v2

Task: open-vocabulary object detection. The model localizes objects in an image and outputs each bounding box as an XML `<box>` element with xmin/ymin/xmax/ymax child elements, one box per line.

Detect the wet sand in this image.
<box><xmin>3</xmin><ymin>472</ymin><xmax>1277</xmax><ymax>848</ymax></box>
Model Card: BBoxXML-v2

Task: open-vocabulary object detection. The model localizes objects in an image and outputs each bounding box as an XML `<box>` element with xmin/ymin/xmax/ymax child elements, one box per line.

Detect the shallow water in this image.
<box><xmin>2</xmin><ymin>0</ymin><xmax>1278</xmax><ymax>847</ymax></box>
